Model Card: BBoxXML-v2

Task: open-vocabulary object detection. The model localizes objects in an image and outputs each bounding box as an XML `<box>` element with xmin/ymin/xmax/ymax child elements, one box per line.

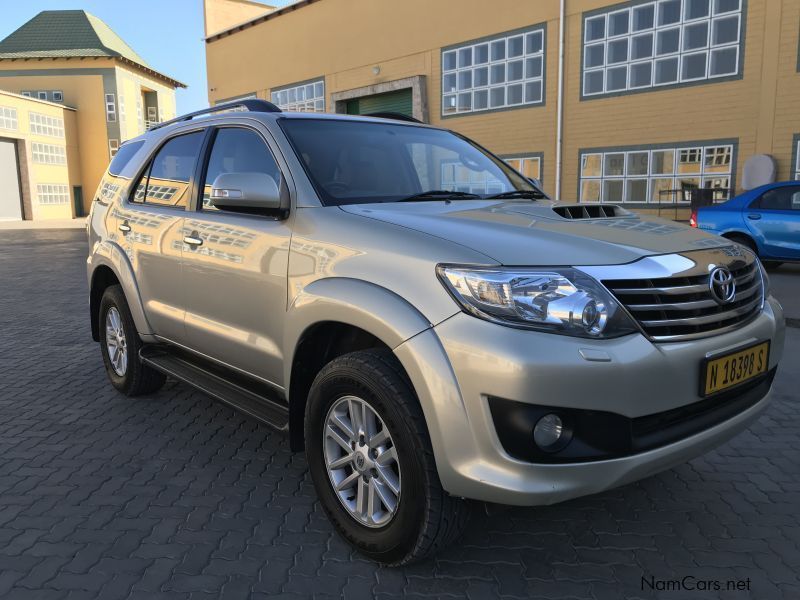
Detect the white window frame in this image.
<box><xmin>271</xmin><ymin>81</ymin><xmax>325</xmax><ymax>112</ymax></box>
<box><xmin>52</xmin><ymin>90</ymin><xmax>64</xmax><ymax>102</ymax></box>
<box><xmin>441</xmin><ymin>26</ymin><xmax>546</xmax><ymax>116</ymax></box>
<box><xmin>36</xmin><ymin>183</ymin><xmax>69</xmax><ymax>205</ymax></box>
<box><xmin>37</xmin><ymin>91</ymin><xmax>48</xmax><ymax>101</ymax></box>
<box><xmin>582</xmin><ymin>0</ymin><xmax>743</xmax><ymax>97</ymax></box>
<box><xmin>21</xmin><ymin>91</ymin><xmax>32</xmax><ymax>97</ymax></box>
<box><xmin>109</xmin><ymin>139</ymin><xmax>119</xmax><ymax>159</ymax></box>
<box><xmin>0</xmin><ymin>106</ymin><xmax>18</xmax><ymax>130</ymax></box>
<box><xmin>579</xmin><ymin>142</ymin><xmax>734</xmax><ymax>203</ymax></box>
<box><xmin>105</xmin><ymin>93</ymin><xmax>116</xmax><ymax>122</ymax></box>
<box><xmin>795</xmin><ymin>139</ymin><xmax>800</xmax><ymax>181</ymax></box>
<box><xmin>29</xmin><ymin>112</ymin><xmax>65</xmax><ymax>138</ymax></box>
<box><xmin>31</xmin><ymin>142</ymin><xmax>67</xmax><ymax>165</ymax></box>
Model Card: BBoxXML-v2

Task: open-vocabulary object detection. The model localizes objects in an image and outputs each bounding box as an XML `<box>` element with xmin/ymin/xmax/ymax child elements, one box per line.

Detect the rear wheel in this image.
<box><xmin>99</xmin><ymin>285</ymin><xmax>165</xmax><ymax>396</ymax></box>
<box><xmin>305</xmin><ymin>349</ymin><xmax>469</xmax><ymax>565</ymax></box>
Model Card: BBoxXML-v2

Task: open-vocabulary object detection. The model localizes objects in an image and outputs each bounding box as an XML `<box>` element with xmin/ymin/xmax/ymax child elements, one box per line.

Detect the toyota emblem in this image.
<box><xmin>709</xmin><ymin>266</ymin><xmax>736</xmax><ymax>305</ymax></box>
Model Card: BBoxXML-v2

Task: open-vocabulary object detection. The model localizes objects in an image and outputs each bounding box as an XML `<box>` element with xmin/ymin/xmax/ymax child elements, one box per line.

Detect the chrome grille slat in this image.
<box><xmin>601</xmin><ymin>250</ymin><xmax>763</xmax><ymax>341</ymax></box>
<box><xmin>639</xmin><ymin>296</ymin><xmax>761</xmax><ymax>328</ymax></box>
<box><xmin>610</xmin><ymin>283</ymin><xmax>708</xmax><ymax>295</ymax></box>
<box><xmin>627</xmin><ymin>298</ymin><xmax>719</xmax><ymax>311</ymax></box>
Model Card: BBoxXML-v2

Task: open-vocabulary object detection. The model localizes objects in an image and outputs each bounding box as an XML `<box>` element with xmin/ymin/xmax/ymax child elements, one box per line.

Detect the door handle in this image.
<box><xmin>183</xmin><ymin>233</ymin><xmax>203</xmax><ymax>247</ymax></box>
<box><xmin>118</xmin><ymin>221</ymin><xmax>131</xmax><ymax>233</ymax></box>
<box><xmin>747</xmin><ymin>213</ymin><xmax>761</xmax><ymax>220</ymax></box>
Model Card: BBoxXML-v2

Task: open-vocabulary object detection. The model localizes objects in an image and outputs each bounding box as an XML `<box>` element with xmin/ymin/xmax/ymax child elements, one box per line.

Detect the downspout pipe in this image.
<box><xmin>555</xmin><ymin>0</ymin><xmax>566</xmax><ymax>201</ymax></box>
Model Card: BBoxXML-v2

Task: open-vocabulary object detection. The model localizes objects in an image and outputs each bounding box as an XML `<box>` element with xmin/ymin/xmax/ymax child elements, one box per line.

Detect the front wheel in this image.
<box><xmin>305</xmin><ymin>349</ymin><xmax>469</xmax><ymax>565</ymax></box>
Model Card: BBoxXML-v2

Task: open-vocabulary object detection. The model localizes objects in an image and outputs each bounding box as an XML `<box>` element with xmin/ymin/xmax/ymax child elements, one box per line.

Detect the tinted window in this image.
<box><xmin>131</xmin><ymin>131</ymin><xmax>204</xmax><ymax>208</ymax></box>
<box><xmin>200</xmin><ymin>128</ymin><xmax>281</xmax><ymax>211</ymax></box>
<box><xmin>279</xmin><ymin>119</ymin><xmax>534</xmax><ymax>206</ymax></box>
<box><xmin>108</xmin><ymin>140</ymin><xmax>144</xmax><ymax>176</ymax></box>
<box><xmin>758</xmin><ymin>186</ymin><xmax>800</xmax><ymax>211</ymax></box>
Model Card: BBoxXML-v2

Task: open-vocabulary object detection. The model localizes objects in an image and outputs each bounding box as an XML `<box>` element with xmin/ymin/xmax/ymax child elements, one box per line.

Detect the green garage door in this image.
<box><xmin>346</xmin><ymin>89</ymin><xmax>413</xmax><ymax>117</ymax></box>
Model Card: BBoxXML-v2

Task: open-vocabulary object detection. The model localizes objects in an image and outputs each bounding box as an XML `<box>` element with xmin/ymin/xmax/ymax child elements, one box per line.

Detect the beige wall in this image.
<box><xmin>0</xmin><ymin>90</ymin><xmax>80</xmax><ymax>219</ymax></box>
<box><xmin>204</xmin><ymin>0</ymin><xmax>273</xmax><ymax>38</ymax></box>
<box><xmin>205</xmin><ymin>0</ymin><xmax>800</xmax><ymax>216</ymax></box>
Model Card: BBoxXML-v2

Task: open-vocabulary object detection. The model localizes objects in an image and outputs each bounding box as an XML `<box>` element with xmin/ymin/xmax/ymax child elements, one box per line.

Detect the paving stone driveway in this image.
<box><xmin>0</xmin><ymin>229</ymin><xmax>798</xmax><ymax>600</ymax></box>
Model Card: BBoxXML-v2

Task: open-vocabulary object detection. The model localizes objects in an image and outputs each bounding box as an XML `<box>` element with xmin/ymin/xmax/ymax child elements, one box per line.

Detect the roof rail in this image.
<box><xmin>149</xmin><ymin>99</ymin><xmax>281</xmax><ymax>131</ymax></box>
<box><xmin>363</xmin><ymin>112</ymin><xmax>422</xmax><ymax>124</ymax></box>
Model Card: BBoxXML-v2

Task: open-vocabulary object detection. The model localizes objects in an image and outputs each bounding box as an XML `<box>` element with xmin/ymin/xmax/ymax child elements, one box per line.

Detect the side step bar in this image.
<box><xmin>140</xmin><ymin>346</ymin><xmax>289</xmax><ymax>432</ymax></box>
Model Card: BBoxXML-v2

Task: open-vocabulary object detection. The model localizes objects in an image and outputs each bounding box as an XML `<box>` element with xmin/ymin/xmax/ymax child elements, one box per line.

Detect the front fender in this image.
<box><xmin>87</xmin><ymin>240</ymin><xmax>154</xmax><ymax>340</ymax></box>
<box><xmin>283</xmin><ymin>277</ymin><xmax>447</xmax><ymax>386</ymax></box>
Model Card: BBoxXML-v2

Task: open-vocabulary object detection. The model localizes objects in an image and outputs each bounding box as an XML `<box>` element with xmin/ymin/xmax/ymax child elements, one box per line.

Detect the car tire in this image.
<box><xmin>99</xmin><ymin>285</ymin><xmax>166</xmax><ymax>396</ymax></box>
<box><xmin>304</xmin><ymin>348</ymin><xmax>470</xmax><ymax>565</ymax></box>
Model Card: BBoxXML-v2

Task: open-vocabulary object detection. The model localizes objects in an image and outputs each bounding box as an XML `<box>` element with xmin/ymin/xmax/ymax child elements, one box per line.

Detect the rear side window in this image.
<box><xmin>756</xmin><ymin>186</ymin><xmax>800</xmax><ymax>211</ymax></box>
<box><xmin>200</xmin><ymin>127</ymin><xmax>282</xmax><ymax>211</ymax></box>
<box><xmin>131</xmin><ymin>131</ymin><xmax>204</xmax><ymax>208</ymax></box>
<box><xmin>108</xmin><ymin>140</ymin><xmax>144</xmax><ymax>176</ymax></box>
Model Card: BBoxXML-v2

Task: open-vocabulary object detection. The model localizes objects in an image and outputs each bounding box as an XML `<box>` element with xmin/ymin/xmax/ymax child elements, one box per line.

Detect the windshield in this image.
<box><xmin>279</xmin><ymin>118</ymin><xmax>538</xmax><ymax>206</ymax></box>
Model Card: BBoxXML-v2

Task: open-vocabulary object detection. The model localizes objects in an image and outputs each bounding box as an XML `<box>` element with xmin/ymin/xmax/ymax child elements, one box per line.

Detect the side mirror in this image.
<box><xmin>210</xmin><ymin>172</ymin><xmax>281</xmax><ymax>211</ymax></box>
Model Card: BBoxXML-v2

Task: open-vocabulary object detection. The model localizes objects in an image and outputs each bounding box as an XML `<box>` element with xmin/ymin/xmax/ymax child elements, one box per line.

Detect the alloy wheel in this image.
<box><xmin>105</xmin><ymin>306</ymin><xmax>128</xmax><ymax>376</ymax></box>
<box><xmin>323</xmin><ymin>395</ymin><xmax>401</xmax><ymax>528</ymax></box>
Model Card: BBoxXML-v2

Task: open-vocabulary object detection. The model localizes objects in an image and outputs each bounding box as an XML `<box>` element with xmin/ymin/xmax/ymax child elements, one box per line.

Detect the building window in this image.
<box><xmin>52</xmin><ymin>91</ymin><xmax>64</xmax><ymax>102</ymax></box>
<box><xmin>21</xmin><ymin>91</ymin><xmax>32</xmax><ymax>97</ymax></box>
<box><xmin>36</xmin><ymin>183</ymin><xmax>69</xmax><ymax>205</ymax></box>
<box><xmin>0</xmin><ymin>106</ymin><xmax>18</xmax><ymax>130</ymax></box>
<box><xmin>442</xmin><ymin>26</ymin><xmax>545</xmax><ymax>115</ymax></box>
<box><xmin>37</xmin><ymin>91</ymin><xmax>48</xmax><ymax>101</ymax></box>
<box><xmin>795</xmin><ymin>138</ymin><xmax>800</xmax><ymax>180</ymax></box>
<box><xmin>579</xmin><ymin>142</ymin><xmax>734</xmax><ymax>203</ymax></box>
<box><xmin>29</xmin><ymin>112</ymin><xmax>65</xmax><ymax>138</ymax></box>
<box><xmin>109</xmin><ymin>139</ymin><xmax>119</xmax><ymax>158</ymax></box>
<box><xmin>32</xmin><ymin>143</ymin><xmax>67</xmax><ymax>165</ymax></box>
<box><xmin>105</xmin><ymin>93</ymin><xmax>116</xmax><ymax>122</ymax></box>
<box><xmin>504</xmin><ymin>155</ymin><xmax>542</xmax><ymax>181</ymax></box>
<box><xmin>582</xmin><ymin>0</ymin><xmax>743</xmax><ymax>97</ymax></box>
<box><xmin>440</xmin><ymin>154</ymin><xmax>541</xmax><ymax>193</ymax></box>
<box><xmin>271</xmin><ymin>80</ymin><xmax>325</xmax><ymax>112</ymax></box>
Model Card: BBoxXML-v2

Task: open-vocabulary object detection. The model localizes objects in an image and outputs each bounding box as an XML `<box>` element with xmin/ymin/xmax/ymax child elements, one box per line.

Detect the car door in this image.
<box><xmin>180</xmin><ymin>124</ymin><xmax>293</xmax><ymax>386</ymax></box>
<box><xmin>116</xmin><ymin>129</ymin><xmax>207</xmax><ymax>342</ymax></box>
<box><xmin>745</xmin><ymin>185</ymin><xmax>800</xmax><ymax>260</ymax></box>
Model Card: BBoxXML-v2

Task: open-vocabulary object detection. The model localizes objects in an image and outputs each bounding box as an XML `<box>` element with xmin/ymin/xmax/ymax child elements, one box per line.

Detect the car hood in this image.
<box><xmin>340</xmin><ymin>200</ymin><xmax>729</xmax><ymax>265</ymax></box>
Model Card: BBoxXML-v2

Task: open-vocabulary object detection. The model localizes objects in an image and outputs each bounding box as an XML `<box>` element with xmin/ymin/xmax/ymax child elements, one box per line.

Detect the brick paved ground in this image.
<box><xmin>0</xmin><ymin>228</ymin><xmax>798</xmax><ymax>600</ymax></box>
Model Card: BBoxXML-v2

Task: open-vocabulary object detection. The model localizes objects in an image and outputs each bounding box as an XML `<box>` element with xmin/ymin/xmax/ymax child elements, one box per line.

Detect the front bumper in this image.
<box><xmin>394</xmin><ymin>296</ymin><xmax>784</xmax><ymax>506</ymax></box>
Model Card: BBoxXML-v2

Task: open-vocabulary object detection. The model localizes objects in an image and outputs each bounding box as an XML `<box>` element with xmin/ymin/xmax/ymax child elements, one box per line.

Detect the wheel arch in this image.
<box><xmin>88</xmin><ymin>244</ymin><xmax>152</xmax><ymax>342</ymax></box>
<box><xmin>284</xmin><ymin>278</ymin><xmax>438</xmax><ymax>451</ymax></box>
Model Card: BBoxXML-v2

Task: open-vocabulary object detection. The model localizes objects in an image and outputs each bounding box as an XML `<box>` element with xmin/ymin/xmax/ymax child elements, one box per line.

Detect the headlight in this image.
<box><xmin>436</xmin><ymin>265</ymin><xmax>638</xmax><ymax>338</ymax></box>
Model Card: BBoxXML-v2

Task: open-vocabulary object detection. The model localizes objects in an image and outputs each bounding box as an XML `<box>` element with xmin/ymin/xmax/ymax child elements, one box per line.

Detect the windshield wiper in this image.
<box><xmin>486</xmin><ymin>189</ymin><xmax>547</xmax><ymax>200</ymax></box>
<box><xmin>397</xmin><ymin>190</ymin><xmax>482</xmax><ymax>202</ymax></box>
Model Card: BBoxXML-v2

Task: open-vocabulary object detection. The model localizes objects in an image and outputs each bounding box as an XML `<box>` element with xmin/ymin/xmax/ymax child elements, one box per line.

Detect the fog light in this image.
<box><xmin>533</xmin><ymin>413</ymin><xmax>564</xmax><ymax>450</ymax></box>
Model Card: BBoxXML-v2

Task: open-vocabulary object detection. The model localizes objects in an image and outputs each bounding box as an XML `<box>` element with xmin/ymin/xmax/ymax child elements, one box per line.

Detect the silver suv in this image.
<box><xmin>87</xmin><ymin>100</ymin><xmax>785</xmax><ymax>564</ymax></box>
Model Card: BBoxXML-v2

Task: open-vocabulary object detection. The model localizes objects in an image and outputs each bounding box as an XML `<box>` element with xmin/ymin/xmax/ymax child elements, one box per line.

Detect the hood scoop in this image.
<box><xmin>552</xmin><ymin>204</ymin><xmax>632</xmax><ymax>220</ymax></box>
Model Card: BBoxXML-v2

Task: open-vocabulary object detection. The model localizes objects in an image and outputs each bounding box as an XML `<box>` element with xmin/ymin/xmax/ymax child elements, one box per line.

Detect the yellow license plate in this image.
<box><xmin>702</xmin><ymin>341</ymin><xmax>770</xmax><ymax>397</ymax></box>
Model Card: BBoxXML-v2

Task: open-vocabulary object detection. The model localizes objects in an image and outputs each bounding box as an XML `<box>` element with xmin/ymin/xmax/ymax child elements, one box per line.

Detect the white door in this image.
<box><xmin>0</xmin><ymin>139</ymin><xmax>23</xmax><ymax>220</ymax></box>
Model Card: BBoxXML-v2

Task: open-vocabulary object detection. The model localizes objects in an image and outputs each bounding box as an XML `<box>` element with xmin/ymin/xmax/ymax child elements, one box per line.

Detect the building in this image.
<box><xmin>0</xmin><ymin>10</ymin><xmax>185</xmax><ymax>221</ymax></box>
<box><xmin>0</xmin><ymin>89</ymin><xmax>81</xmax><ymax>220</ymax></box>
<box><xmin>204</xmin><ymin>0</ymin><xmax>800</xmax><ymax>220</ymax></box>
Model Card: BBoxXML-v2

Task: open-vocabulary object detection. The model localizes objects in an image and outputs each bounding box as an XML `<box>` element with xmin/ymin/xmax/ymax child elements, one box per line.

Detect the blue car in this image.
<box><xmin>694</xmin><ymin>181</ymin><xmax>800</xmax><ymax>267</ymax></box>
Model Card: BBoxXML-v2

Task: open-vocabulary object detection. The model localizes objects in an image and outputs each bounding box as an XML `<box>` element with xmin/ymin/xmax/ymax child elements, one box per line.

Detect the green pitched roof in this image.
<box><xmin>0</xmin><ymin>10</ymin><xmax>185</xmax><ymax>87</ymax></box>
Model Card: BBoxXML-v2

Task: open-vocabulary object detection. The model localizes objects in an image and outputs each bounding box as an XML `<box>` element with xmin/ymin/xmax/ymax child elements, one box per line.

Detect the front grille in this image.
<box><xmin>603</xmin><ymin>258</ymin><xmax>763</xmax><ymax>341</ymax></box>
